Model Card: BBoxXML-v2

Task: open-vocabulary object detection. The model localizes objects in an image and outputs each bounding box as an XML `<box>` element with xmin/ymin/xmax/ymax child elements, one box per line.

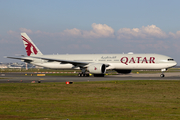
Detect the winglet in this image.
<box><xmin>21</xmin><ymin>33</ymin><xmax>43</xmax><ymax>56</ymax></box>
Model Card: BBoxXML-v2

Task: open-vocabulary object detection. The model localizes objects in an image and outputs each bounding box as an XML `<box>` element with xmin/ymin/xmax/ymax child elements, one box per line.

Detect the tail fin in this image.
<box><xmin>21</xmin><ymin>33</ymin><xmax>43</xmax><ymax>56</ymax></box>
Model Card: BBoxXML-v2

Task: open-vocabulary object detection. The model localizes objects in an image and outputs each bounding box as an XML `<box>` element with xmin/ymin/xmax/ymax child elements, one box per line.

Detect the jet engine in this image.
<box><xmin>88</xmin><ymin>63</ymin><xmax>106</xmax><ymax>74</ymax></box>
<box><xmin>114</xmin><ymin>69</ymin><xmax>131</xmax><ymax>74</ymax></box>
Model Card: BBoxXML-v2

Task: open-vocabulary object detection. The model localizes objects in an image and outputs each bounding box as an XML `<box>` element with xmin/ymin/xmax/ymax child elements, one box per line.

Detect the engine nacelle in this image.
<box><xmin>114</xmin><ymin>69</ymin><xmax>131</xmax><ymax>74</ymax></box>
<box><xmin>88</xmin><ymin>63</ymin><xmax>106</xmax><ymax>74</ymax></box>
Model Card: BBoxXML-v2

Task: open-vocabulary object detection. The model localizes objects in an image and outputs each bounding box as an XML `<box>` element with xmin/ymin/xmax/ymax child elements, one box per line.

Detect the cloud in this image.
<box><xmin>7</xmin><ymin>24</ymin><xmax>180</xmax><ymax>41</ymax></box>
<box><xmin>7</xmin><ymin>28</ymin><xmax>32</xmax><ymax>38</ymax></box>
<box><xmin>19</xmin><ymin>28</ymin><xmax>33</xmax><ymax>34</ymax></box>
<box><xmin>62</xmin><ymin>28</ymin><xmax>82</xmax><ymax>37</ymax></box>
<box><xmin>117</xmin><ymin>25</ymin><xmax>168</xmax><ymax>40</ymax></box>
<box><xmin>61</xmin><ymin>23</ymin><xmax>115</xmax><ymax>38</ymax></box>
<box><xmin>7</xmin><ymin>30</ymin><xmax>18</xmax><ymax>36</ymax></box>
<box><xmin>7</xmin><ymin>30</ymin><xmax>20</xmax><ymax>39</ymax></box>
<box><xmin>173</xmin><ymin>43</ymin><xmax>180</xmax><ymax>53</ymax></box>
<box><xmin>169</xmin><ymin>31</ymin><xmax>180</xmax><ymax>39</ymax></box>
<box><xmin>0</xmin><ymin>39</ymin><xmax>9</xmax><ymax>44</ymax></box>
<box><xmin>88</xmin><ymin>23</ymin><xmax>115</xmax><ymax>38</ymax></box>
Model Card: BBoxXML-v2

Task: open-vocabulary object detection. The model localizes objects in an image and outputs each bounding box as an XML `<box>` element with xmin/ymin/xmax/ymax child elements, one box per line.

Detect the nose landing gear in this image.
<box><xmin>160</xmin><ymin>68</ymin><xmax>167</xmax><ymax>78</ymax></box>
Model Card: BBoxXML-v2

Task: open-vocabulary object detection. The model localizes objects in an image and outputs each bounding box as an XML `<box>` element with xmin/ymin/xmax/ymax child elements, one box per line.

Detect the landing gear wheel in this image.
<box><xmin>78</xmin><ymin>73</ymin><xmax>90</xmax><ymax>77</ymax></box>
<box><xmin>160</xmin><ymin>74</ymin><xmax>165</xmax><ymax>78</ymax></box>
<box><xmin>78</xmin><ymin>73</ymin><xmax>82</xmax><ymax>77</ymax></box>
<box><xmin>82</xmin><ymin>74</ymin><xmax>85</xmax><ymax>77</ymax></box>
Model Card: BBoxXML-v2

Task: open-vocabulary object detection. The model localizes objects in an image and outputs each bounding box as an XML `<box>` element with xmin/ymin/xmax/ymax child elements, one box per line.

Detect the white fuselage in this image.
<box><xmin>24</xmin><ymin>54</ymin><xmax>177</xmax><ymax>70</ymax></box>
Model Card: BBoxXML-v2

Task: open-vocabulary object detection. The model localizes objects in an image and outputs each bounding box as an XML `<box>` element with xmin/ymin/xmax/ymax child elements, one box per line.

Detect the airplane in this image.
<box><xmin>7</xmin><ymin>33</ymin><xmax>177</xmax><ymax>77</ymax></box>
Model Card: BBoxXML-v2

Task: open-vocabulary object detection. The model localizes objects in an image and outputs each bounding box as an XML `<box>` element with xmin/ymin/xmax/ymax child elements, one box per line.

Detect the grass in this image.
<box><xmin>0</xmin><ymin>80</ymin><xmax>180</xmax><ymax>119</ymax></box>
<box><xmin>0</xmin><ymin>68</ymin><xmax>81</xmax><ymax>73</ymax></box>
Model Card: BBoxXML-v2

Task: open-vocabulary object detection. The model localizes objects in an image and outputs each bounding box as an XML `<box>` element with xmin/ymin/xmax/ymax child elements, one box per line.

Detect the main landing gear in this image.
<box><xmin>78</xmin><ymin>68</ymin><xmax>90</xmax><ymax>77</ymax></box>
<box><xmin>160</xmin><ymin>68</ymin><xmax>167</xmax><ymax>78</ymax></box>
<box><xmin>78</xmin><ymin>72</ymin><xmax>89</xmax><ymax>77</ymax></box>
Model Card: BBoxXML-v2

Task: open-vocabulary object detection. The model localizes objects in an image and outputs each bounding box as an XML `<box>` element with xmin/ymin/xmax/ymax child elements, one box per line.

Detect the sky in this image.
<box><xmin>0</xmin><ymin>0</ymin><xmax>180</xmax><ymax>65</ymax></box>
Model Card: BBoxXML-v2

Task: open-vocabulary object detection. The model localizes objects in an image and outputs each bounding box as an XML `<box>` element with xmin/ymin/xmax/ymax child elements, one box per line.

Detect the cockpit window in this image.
<box><xmin>168</xmin><ymin>59</ymin><xmax>174</xmax><ymax>61</ymax></box>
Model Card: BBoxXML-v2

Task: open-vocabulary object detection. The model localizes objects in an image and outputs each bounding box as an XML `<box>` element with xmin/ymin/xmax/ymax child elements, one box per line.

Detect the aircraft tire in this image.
<box><xmin>78</xmin><ymin>73</ymin><xmax>90</xmax><ymax>77</ymax></box>
<box><xmin>83</xmin><ymin>74</ymin><xmax>87</xmax><ymax>77</ymax></box>
<box><xmin>160</xmin><ymin>74</ymin><xmax>165</xmax><ymax>78</ymax></box>
<box><xmin>78</xmin><ymin>73</ymin><xmax>82</xmax><ymax>77</ymax></box>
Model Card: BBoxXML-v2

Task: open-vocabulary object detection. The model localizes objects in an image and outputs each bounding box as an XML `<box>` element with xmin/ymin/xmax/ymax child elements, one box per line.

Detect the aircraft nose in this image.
<box><xmin>174</xmin><ymin>61</ymin><xmax>177</xmax><ymax>66</ymax></box>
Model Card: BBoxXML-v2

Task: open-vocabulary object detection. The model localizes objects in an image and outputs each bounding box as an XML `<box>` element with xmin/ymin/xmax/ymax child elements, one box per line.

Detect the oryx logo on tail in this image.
<box><xmin>21</xmin><ymin>33</ymin><xmax>43</xmax><ymax>56</ymax></box>
<box><xmin>22</xmin><ymin>35</ymin><xmax>38</xmax><ymax>56</ymax></box>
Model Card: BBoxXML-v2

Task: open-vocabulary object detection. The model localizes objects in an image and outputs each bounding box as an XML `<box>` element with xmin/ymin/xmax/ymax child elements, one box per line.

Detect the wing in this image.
<box><xmin>7</xmin><ymin>56</ymin><xmax>110</xmax><ymax>68</ymax></box>
<box><xmin>28</xmin><ymin>56</ymin><xmax>89</xmax><ymax>66</ymax></box>
<box><xmin>31</xmin><ymin>56</ymin><xmax>110</xmax><ymax>67</ymax></box>
<box><xmin>6</xmin><ymin>56</ymin><xmax>33</xmax><ymax>63</ymax></box>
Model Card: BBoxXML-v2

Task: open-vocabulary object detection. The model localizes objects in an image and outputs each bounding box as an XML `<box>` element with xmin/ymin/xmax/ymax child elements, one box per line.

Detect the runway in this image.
<box><xmin>0</xmin><ymin>72</ymin><xmax>180</xmax><ymax>83</ymax></box>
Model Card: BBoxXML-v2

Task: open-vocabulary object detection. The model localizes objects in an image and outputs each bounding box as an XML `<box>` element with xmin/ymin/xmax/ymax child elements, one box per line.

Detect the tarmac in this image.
<box><xmin>0</xmin><ymin>72</ymin><xmax>180</xmax><ymax>83</ymax></box>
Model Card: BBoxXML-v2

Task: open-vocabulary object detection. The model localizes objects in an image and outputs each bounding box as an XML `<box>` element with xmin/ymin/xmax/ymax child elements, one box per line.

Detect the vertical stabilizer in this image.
<box><xmin>21</xmin><ymin>33</ymin><xmax>43</xmax><ymax>56</ymax></box>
